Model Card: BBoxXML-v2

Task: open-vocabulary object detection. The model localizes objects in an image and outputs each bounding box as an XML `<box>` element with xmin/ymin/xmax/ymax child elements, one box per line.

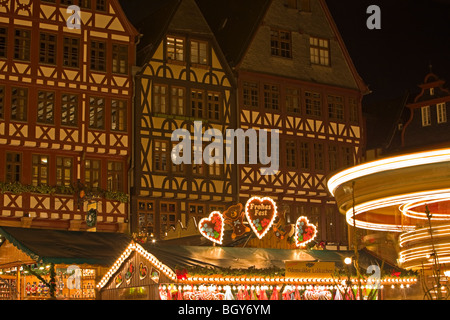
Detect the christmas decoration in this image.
<box><xmin>245</xmin><ymin>197</ymin><xmax>278</xmax><ymax>239</ymax></box>
<box><xmin>294</xmin><ymin>216</ymin><xmax>318</xmax><ymax>247</ymax></box>
<box><xmin>199</xmin><ymin>211</ymin><xmax>224</xmax><ymax>245</ymax></box>
<box><xmin>139</xmin><ymin>263</ymin><xmax>148</xmax><ymax>280</ymax></box>
<box><xmin>223</xmin><ymin>204</ymin><xmax>250</xmax><ymax>239</ymax></box>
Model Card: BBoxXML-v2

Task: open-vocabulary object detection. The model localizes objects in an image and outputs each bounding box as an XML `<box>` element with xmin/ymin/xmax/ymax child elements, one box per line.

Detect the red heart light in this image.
<box><xmin>245</xmin><ymin>197</ymin><xmax>278</xmax><ymax>239</ymax></box>
<box><xmin>295</xmin><ymin>216</ymin><xmax>318</xmax><ymax>248</ymax></box>
<box><xmin>199</xmin><ymin>211</ymin><xmax>224</xmax><ymax>245</ymax></box>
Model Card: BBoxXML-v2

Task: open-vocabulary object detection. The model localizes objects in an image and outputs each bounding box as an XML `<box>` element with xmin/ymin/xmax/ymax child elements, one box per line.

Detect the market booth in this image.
<box><xmin>97</xmin><ymin>242</ymin><xmax>419</xmax><ymax>300</ymax></box>
<box><xmin>0</xmin><ymin>226</ymin><xmax>131</xmax><ymax>300</ymax></box>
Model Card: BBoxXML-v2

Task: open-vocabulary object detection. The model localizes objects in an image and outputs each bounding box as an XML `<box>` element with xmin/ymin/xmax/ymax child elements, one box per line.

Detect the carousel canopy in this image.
<box><xmin>0</xmin><ymin>227</ymin><xmax>132</xmax><ymax>266</ymax></box>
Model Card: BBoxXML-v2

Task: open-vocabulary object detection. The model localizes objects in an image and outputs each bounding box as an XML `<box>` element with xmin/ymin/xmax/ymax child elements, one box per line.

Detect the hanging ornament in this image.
<box><xmin>199</xmin><ymin>211</ymin><xmax>224</xmax><ymax>245</ymax></box>
<box><xmin>270</xmin><ymin>286</ymin><xmax>279</xmax><ymax>300</ymax></box>
<box><xmin>223</xmin><ymin>204</ymin><xmax>250</xmax><ymax>239</ymax></box>
<box><xmin>294</xmin><ymin>216</ymin><xmax>318</xmax><ymax>247</ymax></box>
<box><xmin>245</xmin><ymin>197</ymin><xmax>278</xmax><ymax>239</ymax></box>
<box><xmin>224</xmin><ymin>286</ymin><xmax>234</xmax><ymax>300</ymax></box>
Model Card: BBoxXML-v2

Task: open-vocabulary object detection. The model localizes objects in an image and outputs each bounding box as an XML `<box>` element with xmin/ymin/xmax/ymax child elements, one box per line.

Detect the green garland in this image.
<box><xmin>22</xmin><ymin>264</ymin><xmax>57</xmax><ymax>299</ymax></box>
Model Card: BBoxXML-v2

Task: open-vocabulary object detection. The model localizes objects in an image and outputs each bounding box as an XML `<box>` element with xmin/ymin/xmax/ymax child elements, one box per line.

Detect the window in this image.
<box><xmin>90</xmin><ymin>40</ymin><xmax>106</xmax><ymax>72</ymax></box>
<box><xmin>310</xmin><ymin>37</ymin><xmax>330</xmax><ymax>66</ymax></box>
<box><xmin>111</xmin><ymin>99</ymin><xmax>127</xmax><ymax>131</ymax></box>
<box><xmin>61</xmin><ymin>94</ymin><xmax>78</xmax><ymax>127</ymax></box>
<box><xmin>160</xmin><ymin>202</ymin><xmax>176</xmax><ymax>234</ymax></box>
<box><xmin>243</xmin><ymin>81</ymin><xmax>259</xmax><ymax>108</ymax></box>
<box><xmin>96</xmin><ymin>0</ymin><xmax>106</xmax><ymax>11</ymax></box>
<box><xmin>153</xmin><ymin>140</ymin><xmax>169</xmax><ymax>172</ymax></box>
<box><xmin>171</xmin><ymin>141</ymin><xmax>184</xmax><ymax>174</ymax></box>
<box><xmin>342</xmin><ymin>146</ymin><xmax>353</xmax><ymax>166</ymax></box>
<box><xmin>85</xmin><ymin>159</ymin><xmax>101</xmax><ymax>189</ymax></box>
<box><xmin>138</xmin><ymin>201</ymin><xmax>154</xmax><ymax>237</ymax></box>
<box><xmin>437</xmin><ymin>103</ymin><xmax>447</xmax><ymax>124</ymax></box>
<box><xmin>37</xmin><ymin>91</ymin><xmax>55</xmax><ymax>124</ymax></box>
<box><xmin>89</xmin><ymin>96</ymin><xmax>105</xmax><ymax>129</ymax></box>
<box><xmin>286</xmin><ymin>88</ymin><xmax>300</xmax><ymax>113</ymax></box>
<box><xmin>56</xmin><ymin>157</ymin><xmax>73</xmax><ymax>187</ymax></box>
<box><xmin>264</xmin><ymin>84</ymin><xmax>279</xmax><ymax>110</ymax></box>
<box><xmin>6</xmin><ymin>152</ymin><xmax>21</xmax><ymax>183</ymax></box>
<box><xmin>328</xmin><ymin>145</ymin><xmax>338</xmax><ymax>172</ymax></box>
<box><xmin>209</xmin><ymin>162</ymin><xmax>222</xmax><ymax>177</ymax></box>
<box><xmin>192</xmin><ymin>143</ymin><xmax>204</xmax><ymax>175</ymax></box>
<box><xmin>326</xmin><ymin>206</ymin><xmax>337</xmax><ymax>241</ymax></box>
<box><xmin>286</xmin><ymin>140</ymin><xmax>297</xmax><ymax>169</ymax></box>
<box><xmin>153</xmin><ymin>84</ymin><xmax>168</xmax><ymax>113</ymax></box>
<box><xmin>112</xmin><ymin>44</ymin><xmax>128</xmax><ymax>74</ymax></box>
<box><xmin>0</xmin><ymin>27</ymin><xmax>7</xmax><ymax>58</ymax></box>
<box><xmin>328</xmin><ymin>95</ymin><xmax>344</xmax><ymax>120</ymax></box>
<box><xmin>166</xmin><ymin>36</ymin><xmax>184</xmax><ymax>62</ymax></box>
<box><xmin>39</xmin><ymin>33</ymin><xmax>57</xmax><ymax>65</ymax></box>
<box><xmin>107</xmin><ymin>161</ymin><xmax>124</xmax><ymax>192</ymax></box>
<box><xmin>63</xmin><ymin>37</ymin><xmax>79</xmax><ymax>68</ymax></box>
<box><xmin>189</xmin><ymin>204</ymin><xmax>205</xmax><ymax>221</ymax></box>
<box><xmin>191</xmin><ymin>89</ymin><xmax>204</xmax><ymax>118</ymax></box>
<box><xmin>207</xmin><ymin>92</ymin><xmax>221</xmax><ymax>121</ymax></box>
<box><xmin>190</xmin><ymin>40</ymin><xmax>208</xmax><ymax>65</ymax></box>
<box><xmin>421</xmin><ymin>106</ymin><xmax>431</xmax><ymax>127</ymax></box>
<box><xmin>11</xmin><ymin>87</ymin><xmax>27</xmax><ymax>121</ymax></box>
<box><xmin>314</xmin><ymin>143</ymin><xmax>324</xmax><ymax>171</ymax></box>
<box><xmin>300</xmin><ymin>142</ymin><xmax>310</xmax><ymax>169</ymax></box>
<box><xmin>349</xmin><ymin>98</ymin><xmax>358</xmax><ymax>122</ymax></box>
<box><xmin>80</xmin><ymin>0</ymin><xmax>91</xmax><ymax>9</ymax></box>
<box><xmin>271</xmin><ymin>30</ymin><xmax>292</xmax><ymax>58</ymax></box>
<box><xmin>14</xmin><ymin>29</ymin><xmax>31</xmax><ymax>61</ymax></box>
<box><xmin>32</xmin><ymin>155</ymin><xmax>49</xmax><ymax>186</ymax></box>
<box><xmin>170</xmin><ymin>86</ymin><xmax>185</xmax><ymax>116</ymax></box>
<box><xmin>305</xmin><ymin>91</ymin><xmax>321</xmax><ymax>116</ymax></box>
<box><xmin>0</xmin><ymin>85</ymin><xmax>4</xmax><ymax>119</ymax></box>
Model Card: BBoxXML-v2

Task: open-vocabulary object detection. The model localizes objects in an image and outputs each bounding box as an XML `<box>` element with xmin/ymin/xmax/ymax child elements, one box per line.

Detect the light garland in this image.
<box><xmin>245</xmin><ymin>196</ymin><xmax>278</xmax><ymax>239</ymax></box>
<box><xmin>97</xmin><ymin>242</ymin><xmax>177</xmax><ymax>289</ymax></box>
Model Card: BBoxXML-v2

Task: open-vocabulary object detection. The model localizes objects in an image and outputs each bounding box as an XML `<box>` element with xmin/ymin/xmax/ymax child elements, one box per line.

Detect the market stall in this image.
<box><xmin>0</xmin><ymin>226</ymin><xmax>131</xmax><ymax>300</ymax></box>
<box><xmin>97</xmin><ymin>241</ymin><xmax>419</xmax><ymax>300</ymax></box>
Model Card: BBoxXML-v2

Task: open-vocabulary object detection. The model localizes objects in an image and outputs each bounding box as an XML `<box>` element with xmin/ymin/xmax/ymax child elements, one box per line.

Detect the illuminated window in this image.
<box><xmin>138</xmin><ymin>201</ymin><xmax>154</xmax><ymax>237</ymax></box>
<box><xmin>11</xmin><ymin>87</ymin><xmax>27</xmax><ymax>121</ymax></box>
<box><xmin>56</xmin><ymin>157</ymin><xmax>73</xmax><ymax>187</ymax></box>
<box><xmin>32</xmin><ymin>155</ymin><xmax>49</xmax><ymax>186</ymax></box>
<box><xmin>207</xmin><ymin>92</ymin><xmax>221</xmax><ymax>121</ymax></box>
<box><xmin>171</xmin><ymin>86</ymin><xmax>185</xmax><ymax>116</ymax></box>
<box><xmin>85</xmin><ymin>159</ymin><xmax>101</xmax><ymax>190</ymax></box>
<box><xmin>421</xmin><ymin>106</ymin><xmax>431</xmax><ymax>127</ymax></box>
<box><xmin>437</xmin><ymin>103</ymin><xmax>447</xmax><ymax>124</ymax></box>
<box><xmin>111</xmin><ymin>99</ymin><xmax>127</xmax><ymax>132</ymax></box>
<box><xmin>310</xmin><ymin>37</ymin><xmax>330</xmax><ymax>66</ymax></box>
<box><xmin>190</xmin><ymin>40</ymin><xmax>208</xmax><ymax>65</ymax></box>
<box><xmin>191</xmin><ymin>89</ymin><xmax>204</xmax><ymax>118</ymax></box>
<box><xmin>166</xmin><ymin>36</ymin><xmax>184</xmax><ymax>62</ymax></box>
<box><xmin>153</xmin><ymin>140</ymin><xmax>169</xmax><ymax>172</ymax></box>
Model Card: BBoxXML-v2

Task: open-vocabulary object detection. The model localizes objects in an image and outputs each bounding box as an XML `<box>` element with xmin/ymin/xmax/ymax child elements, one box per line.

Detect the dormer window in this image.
<box><xmin>437</xmin><ymin>103</ymin><xmax>447</xmax><ymax>124</ymax></box>
<box><xmin>166</xmin><ymin>36</ymin><xmax>185</xmax><ymax>62</ymax></box>
<box><xmin>430</xmin><ymin>88</ymin><xmax>435</xmax><ymax>96</ymax></box>
<box><xmin>421</xmin><ymin>106</ymin><xmax>431</xmax><ymax>127</ymax></box>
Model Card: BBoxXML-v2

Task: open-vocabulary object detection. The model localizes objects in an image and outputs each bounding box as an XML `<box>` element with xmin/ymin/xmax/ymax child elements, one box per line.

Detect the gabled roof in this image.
<box><xmin>0</xmin><ymin>227</ymin><xmax>131</xmax><ymax>266</ymax></box>
<box><xmin>195</xmin><ymin>0</ymin><xmax>272</xmax><ymax>68</ymax></box>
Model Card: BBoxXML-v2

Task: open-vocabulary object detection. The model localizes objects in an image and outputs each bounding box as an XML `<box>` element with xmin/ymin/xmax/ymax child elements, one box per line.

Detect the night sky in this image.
<box><xmin>326</xmin><ymin>0</ymin><xmax>450</xmax><ymax>106</ymax></box>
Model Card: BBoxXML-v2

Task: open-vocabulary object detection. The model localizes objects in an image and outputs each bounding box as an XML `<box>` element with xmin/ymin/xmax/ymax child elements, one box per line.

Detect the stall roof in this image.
<box><xmin>141</xmin><ymin>244</ymin><xmax>399</xmax><ymax>272</ymax></box>
<box><xmin>0</xmin><ymin>227</ymin><xmax>132</xmax><ymax>266</ymax></box>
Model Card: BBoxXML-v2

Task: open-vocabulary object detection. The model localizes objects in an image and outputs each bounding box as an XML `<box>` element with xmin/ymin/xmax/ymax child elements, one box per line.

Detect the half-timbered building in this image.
<box><xmin>129</xmin><ymin>0</ymin><xmax>237</xmax><ymax>240</ymax></box>
<box><xmin>198</xmin><ymin>0</ymin><xmax>368</xmax><ymax>245</ymax></box>
<box><xmin>0</xmin><ymin>0</ymin><xmax>138</xmax><ymax>232</ymax></box>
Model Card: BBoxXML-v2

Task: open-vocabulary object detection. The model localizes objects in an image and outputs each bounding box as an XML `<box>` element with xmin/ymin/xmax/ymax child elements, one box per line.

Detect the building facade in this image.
<box><xmin>0</xmin><ymin>0</ymin><xmax>137</xmax><ymax>232</ymax></box>
<box><xmin>199</xmin><ymin>0</ymin><xmax>368</xmax><ymax>245</ymax></box>
<box><xmin>131</xmin><ymin>0</ymin><xmax>238</xmax><ymax>240</ymax></box>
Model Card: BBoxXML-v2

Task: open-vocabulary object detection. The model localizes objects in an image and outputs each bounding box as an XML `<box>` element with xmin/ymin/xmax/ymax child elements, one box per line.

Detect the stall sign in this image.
<box><xmin>285</xmin><ymin>261</ymin><xmax>336</xmax><ymax>279</ymax></box>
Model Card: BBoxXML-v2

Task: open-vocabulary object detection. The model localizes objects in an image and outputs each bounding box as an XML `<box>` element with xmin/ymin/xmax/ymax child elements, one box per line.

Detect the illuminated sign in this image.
<box><xmin>285</xmin><ymin>261</ymin><xmax>335</xmax><ymax>279</ymax></box>
<box><xmin>245</xmin><ymin>197</ymin><xmax>278</xmax><ymax>239</ymax></box>
<box><xmin>198</xmin><ymin>211</ymin><xmax>224</xmax><ymax>245</ymax></box>
<box><xmin>294</xmin><ymin>216</ymin><xmax>318</xmax><ymax>248</ymax></box>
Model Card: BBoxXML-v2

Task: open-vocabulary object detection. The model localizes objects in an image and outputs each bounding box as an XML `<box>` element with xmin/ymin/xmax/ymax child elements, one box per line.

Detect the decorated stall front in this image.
<box><xmin>0</xmin><ymin>227</ymin><xmax>131</xmax><ymax>300</ymax></box>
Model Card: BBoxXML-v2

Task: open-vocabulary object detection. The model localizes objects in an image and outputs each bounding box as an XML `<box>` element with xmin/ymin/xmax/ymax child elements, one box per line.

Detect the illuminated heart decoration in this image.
<box><xmin>295</xmin><ymin>216</ymin><xmax>317</xmax><ymax>247</ymax></box>
<box><xmin>245</xmin><ymin>197</ymin><xmax>278</xmax><ymax>239</ymax></box>
<box><xmin>199</xmin><ymin>211</ymin><xmax>224</xmax><ymax>245</ymax></box>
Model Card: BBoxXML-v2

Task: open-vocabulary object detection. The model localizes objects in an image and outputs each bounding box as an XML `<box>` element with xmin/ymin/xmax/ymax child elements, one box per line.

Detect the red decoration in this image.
<box><xmin>199</xmin><ymin>211</ymin><xmax>224</xmax><ymax>245</ymax></box>
<box><xmin>295</xmin><ymin>216</ymin><xmax>318</xmax><ymax>247</ymax></box>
